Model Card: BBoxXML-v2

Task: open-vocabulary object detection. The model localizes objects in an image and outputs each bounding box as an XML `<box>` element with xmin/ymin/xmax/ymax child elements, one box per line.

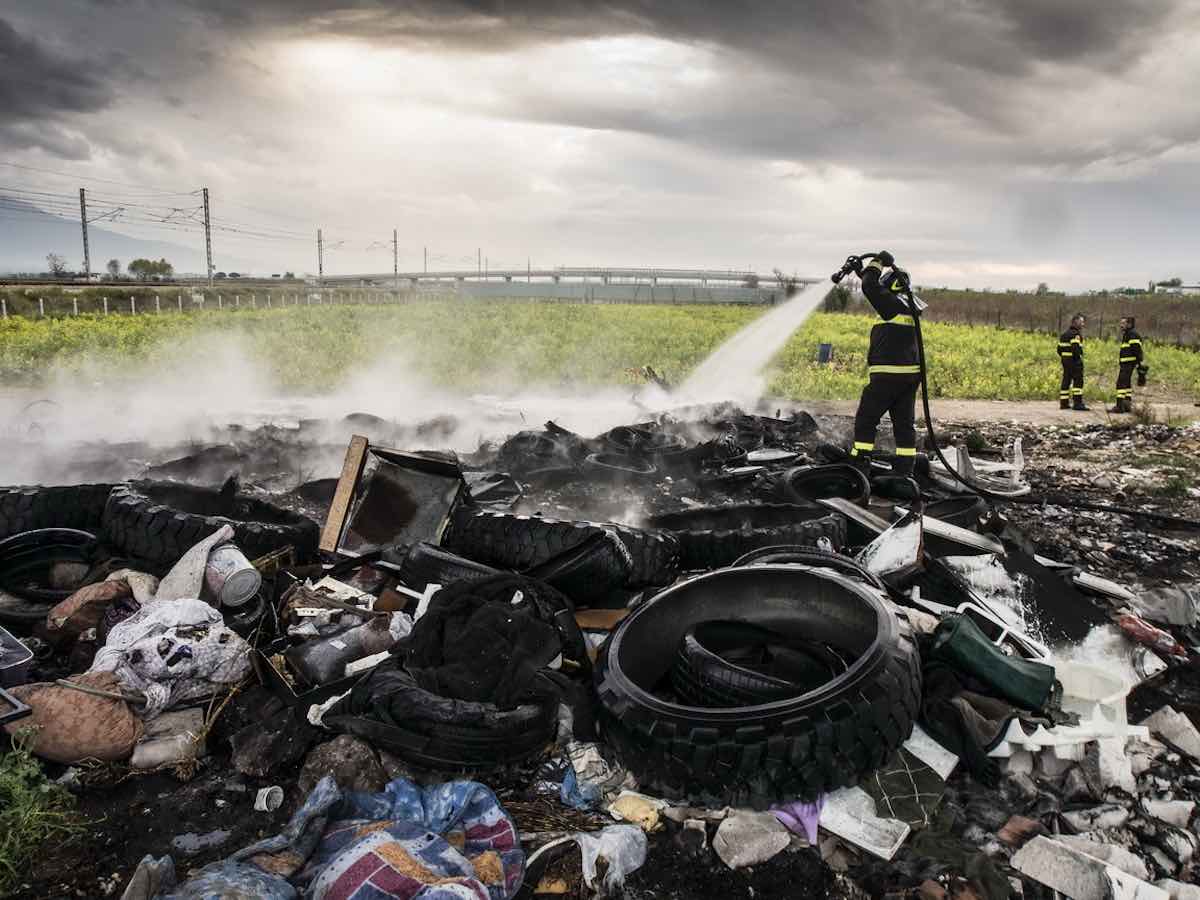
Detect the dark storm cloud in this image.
<box><xmin>155</xmin><ymin>0</ymin><xmax>1190</xmax><ymax>174</ymax></box>
<box><xmin>179</xmin><ymin>0</ymin><xmax>1180</xmax><ymax>68</ymax></box>
<box><xmin>0</xmin><ymin>17</ymin><xmax>113</xmax><ymax>118</ymax></box>
<box><xmin>0</xmin><ymin>17</ymin><xmax>115</xmax><ymax>155</ymax></box>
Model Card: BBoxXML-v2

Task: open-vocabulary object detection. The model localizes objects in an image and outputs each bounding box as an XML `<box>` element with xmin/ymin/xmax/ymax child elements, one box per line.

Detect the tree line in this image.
<box><xmin>43</xmin><ymin>253</ymin><xmax>174</xmax><ymax>281</ymax></box>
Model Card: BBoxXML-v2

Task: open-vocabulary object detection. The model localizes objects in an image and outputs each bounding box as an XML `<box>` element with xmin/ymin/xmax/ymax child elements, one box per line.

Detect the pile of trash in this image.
<box><xmin>1</xmin><ymin>404</ymin><xmax>1200</xmax><ymax>899</ymax></box>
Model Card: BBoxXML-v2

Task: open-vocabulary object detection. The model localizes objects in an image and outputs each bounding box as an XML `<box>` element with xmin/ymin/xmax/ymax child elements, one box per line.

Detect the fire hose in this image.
<box><xmin>831</xmin><ymin>254</ymin><xmax>1200</xmax><ymax>531</ymax></box>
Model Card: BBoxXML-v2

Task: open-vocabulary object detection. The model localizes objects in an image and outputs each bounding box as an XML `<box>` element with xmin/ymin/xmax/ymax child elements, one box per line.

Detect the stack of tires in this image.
<box><xmin>324</xmin><ymin>575</ymin><xmax>590</xmax><ymax>769</ymax></box>
<box><xmin>595</xmin><ymin>564</ymin><xmax>921</xmax><ymax>808</ymax></box>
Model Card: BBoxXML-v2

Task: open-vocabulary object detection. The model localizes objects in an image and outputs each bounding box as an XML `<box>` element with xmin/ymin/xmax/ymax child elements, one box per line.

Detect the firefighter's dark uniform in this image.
<box><xmin>849</xmin><ymin>259</ymin><xmax>920</xmax><ymax>477</ymax></box>
<box><xmin>1057</xmin><ymin>325</ymin><xmax>1085</xmax><ymax>409</ymax></box>
<box><xmin>1114</xmin><ymin>326</ymin><xmax>1143</xmax><ymax>412</ymax></box>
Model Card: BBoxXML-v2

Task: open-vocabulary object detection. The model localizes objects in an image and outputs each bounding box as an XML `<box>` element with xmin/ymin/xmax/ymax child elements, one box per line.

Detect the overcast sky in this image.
<box><xmin>2</xmin><ymin>0</ymin><xmax>1199</xmax><ymax>289</ymax></box>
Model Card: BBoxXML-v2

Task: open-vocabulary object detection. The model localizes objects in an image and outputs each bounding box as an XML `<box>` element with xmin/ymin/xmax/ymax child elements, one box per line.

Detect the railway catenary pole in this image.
<box><xmin>393</xmin><ymin>229</ymin><xmax>398</xmax><ymax>290</ymax></box>
<box><xmin>202</xmin><ymin>187</ymin><xmax>213</xmax><ymax>287</ymax></box>
<box><xmin>317</xmin><ymin>229</ymin><xmax>324</xmax><ymax>287</ymax></box>
<box><xmin>79</xmin><ymin>189</ymin><xmax>91</xmax><ymax>281</ymax></box>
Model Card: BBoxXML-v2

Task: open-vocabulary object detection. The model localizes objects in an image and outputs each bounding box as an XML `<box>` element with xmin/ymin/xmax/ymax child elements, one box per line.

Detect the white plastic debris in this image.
<box><xmin>1140</xmin><ymin>707</ymin><xmax>1200</xmax><ymax>761</ymax></box>
<box><xmin>1052</xmin><ymin>836</ymin><xmax>1151</xmax><ymax>883</ymax></box>
<box><xmin>1012</xmin><ymin>835</ymin><xmax>1169</xmax><ymax>900</ymax></box>
<box><xmin>855</xmin><ymin>511</ymin><xmax>923</xmax><ymax>583</ymax></box>
<box><xmin>1133</xmin><ymin>585</ymin><xmax>1200</xmax><ymax>628</ymax></box>
<box><xmin>989</xmin><ymin>660</ymin><xmax>1147</xmax><ymax>761</ymax></box>
<box><xmin>1143</xmin><ymin>800</ymin><xmax>1195</xmax><ymax>829</ymax></box>
<box><xmin>130</xmin><ymin>708</ymin><xmax>205</xmax><ymax>769</ymax></box>
<box><xmin>819</xmin><ymin>786</ymin><xmax>910</xmax><ymax>861</ymax></box>
<box><xmin>713</xmin><ymin>812</ymin><xmax>792</xmax><ymax>869</ymax></box>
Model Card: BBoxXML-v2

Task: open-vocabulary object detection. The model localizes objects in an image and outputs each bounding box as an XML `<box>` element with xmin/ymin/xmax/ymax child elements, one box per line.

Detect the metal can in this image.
<box><xmin>204</xmin><ymin>543</ymin><xmax>262</xmax><ymax>609</ymax></box>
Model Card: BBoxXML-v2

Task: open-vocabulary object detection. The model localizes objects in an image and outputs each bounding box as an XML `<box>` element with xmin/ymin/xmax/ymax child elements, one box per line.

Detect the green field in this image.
<box><xmin>2</xmin><ymin>301</ymin><xmax>1199</xmax><ymax>402</ymax></box>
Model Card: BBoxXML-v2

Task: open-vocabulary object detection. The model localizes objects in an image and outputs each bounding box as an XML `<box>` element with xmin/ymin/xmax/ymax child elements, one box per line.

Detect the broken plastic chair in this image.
<box><xmin>929</xmin><ymin>440</ymin><xmax>1031</xmax><ymax>497</ymax></box>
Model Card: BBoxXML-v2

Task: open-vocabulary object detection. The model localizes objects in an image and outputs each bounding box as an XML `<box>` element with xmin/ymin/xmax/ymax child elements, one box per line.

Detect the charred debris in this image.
<box><xmin>2</xmin><ymin>403</ymin><xmax>1200</xmax><ymax>899</ymax></box>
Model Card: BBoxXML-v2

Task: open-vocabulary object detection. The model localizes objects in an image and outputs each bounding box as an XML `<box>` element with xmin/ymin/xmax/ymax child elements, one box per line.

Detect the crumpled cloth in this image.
<box><xmin>155</xmin><ymin>525</ymin><xmax>234</xmax><ymax>603</ymax></box>
<box><xmin>129</xmin><ymin>776</ymin><xmax>525</xmax><ymax>900</ymax></box>
<box><xmin>90</xmin><ymin>597</ymin><xmax>251</xmax><ymax>718</ymax></box>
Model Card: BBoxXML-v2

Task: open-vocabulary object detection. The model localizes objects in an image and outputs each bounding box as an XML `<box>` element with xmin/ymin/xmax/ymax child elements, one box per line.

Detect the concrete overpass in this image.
<box><xmin>321</xmin><ymin>266</ymin><xmax>821</xmax><ymax>288</ymax></box>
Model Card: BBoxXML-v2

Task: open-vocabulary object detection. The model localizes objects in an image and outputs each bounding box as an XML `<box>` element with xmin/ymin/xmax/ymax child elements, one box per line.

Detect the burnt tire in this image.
<box><xmin>444</xmin><ymin>510</ymin><xmax>679</xmax><ymax>589</ymax></box>
<box><xmin>776</xmin><ymin>464</ymin><xmax>871</xmax><ymax>505</ymax></box>
<box><xmin>400</xmin><ymin>541</ymin><xmax>503</xmax><ymax>592</ymax></box>
<box><xmin>101</xmin><ymin>481</ymin><xmax>319</xmax><ymax>569</ymax></box>
<box><xmin>924</xmin><ymin>496</ymin><xmax>987</xmax><ymax>531</ymax></box>
<box><xmin>323</xmin><ymin>666</ymin><xmax>557</xmax><ymax>769</ymax></box>
<box><xmin>0</xmin><ymin>484</ymin><xmax>115</xmax><ymax>542</ymax></box>
<box><xmin>669</xmin><ymin>621</ymin><xmax>850</xmax><ymax>708</ymax></box>
<box><xmin>647</xmin><ymin>503</ymin><xmax>847</xmax><ymax>570</ymax></box>
<box><xmin>595</xmin><ymin>565</ymin><xmax>921</xmax><ymax>807</ymax></box>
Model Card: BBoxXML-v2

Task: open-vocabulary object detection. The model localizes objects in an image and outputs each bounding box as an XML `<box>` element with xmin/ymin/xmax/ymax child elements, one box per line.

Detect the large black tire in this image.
<box><xmin>0</xmin><ymin>484</ymin><xmax>115</xmax><ymax>542</ymax></box>
<box><xmin>647</xmin><ymin>504</ymin><xmax>847</xmax><ymax>570</ymax></box>
<box><xmin>525</xmin><ymin>532</ymin><xmax>634</xmax><ymax>607</ymax></box>
<box><xmin>444</xmin><ymin>510</ymin><xmax>679</xmax><ymax>589</ymax></box>
<box><xmin>669</xmin><ymin>621</ymin><xmax>850</xmax><ymax>707</ymax></box>
<box><xmin>595</xmin><ymin>565</ymin><xmax>921</xmax><ymax>807</ymax></box>
<box><xmin>102</xmin><ymin>481</ymin><xmax>319</xmax><ymax>569</ymax></box>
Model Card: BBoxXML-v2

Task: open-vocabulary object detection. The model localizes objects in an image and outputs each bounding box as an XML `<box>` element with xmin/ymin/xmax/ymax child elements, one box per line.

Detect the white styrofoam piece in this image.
<box><xmin>819</xmin><ymin>787</ymin><xmax>910</xmax><ymax>861</ymax></box>
<box><xmin>903</xmin><ymin>725</ymin><xmax>959</xmax><ymax>780</ymax></box>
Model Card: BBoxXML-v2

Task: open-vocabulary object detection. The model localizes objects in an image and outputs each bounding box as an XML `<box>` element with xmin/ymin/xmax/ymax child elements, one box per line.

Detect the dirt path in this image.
<box><xmin>796</xmin><ymin>397</ymin><xmax>1200</xmax><ymax>427</ymax></box>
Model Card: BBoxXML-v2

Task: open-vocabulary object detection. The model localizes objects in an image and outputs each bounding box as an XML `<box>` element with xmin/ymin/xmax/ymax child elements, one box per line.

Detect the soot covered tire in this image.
<box><xmin>102</xmin><ymin>481</ymin><xmax>319</xmax><ymax>568</ymax></box>
<box><xmin>444</xmin><ymin>510</ymin><xmax>679</xmax><ymax>589</ymax></box>
<box><xmin>323</xmin><ymin>666</ymin><xmax>558</xmax><ymax>768</ymax></box>
<box><xmin>595</xmin><ymin>565</ymin><xmax>921</xmax><ymax>807</ymax></box>
<box><xmin>924</xmin><ymin>496</ymin><xmax>988</xmax><ymax>531</ymax></box>
<box><xmin>647</xmin><ymin>503</ymin><xmax>847</xmax><ymax>570</ymax></box>
<box><xmin>399</xmin><ymin>542</ymin><xmax>502</xmax><ymax>591</ymax></box>
<box><xmin>776</xmin><ymin>464</ymin><xmax>871</xmax><ymax>505</ymax></box>
<box><xmin>0</xmin><ymin>484</ymin><xmax>115</xmax><ymax>542</ymax></box>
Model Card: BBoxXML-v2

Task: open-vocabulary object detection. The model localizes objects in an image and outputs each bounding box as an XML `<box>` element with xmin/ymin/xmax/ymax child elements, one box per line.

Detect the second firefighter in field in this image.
<box><xmin>846</xmin><ymin>253</ymin><xmax>920</xmax><ymax>478</ymax></box>
<box><xmin>1109</xmin><ymin>316</ymin><xmax>1144</xmax><ymax>414</ymax></box>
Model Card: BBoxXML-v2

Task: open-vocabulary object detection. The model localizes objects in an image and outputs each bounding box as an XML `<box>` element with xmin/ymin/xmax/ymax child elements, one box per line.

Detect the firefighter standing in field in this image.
<box><xmin>1108</xmin><ymin>316</ymin><xmax>1144</xmax><ymax>414</ymax></box>
<box><xmin>1057</xmin><ymin>313</ymin><xmax>1088</xmax><ymax>411</ymax></box>
<box><xmin>844</xmin><ymin>251</ymin><xmax>921</xmax><ymax>478</ymax></box>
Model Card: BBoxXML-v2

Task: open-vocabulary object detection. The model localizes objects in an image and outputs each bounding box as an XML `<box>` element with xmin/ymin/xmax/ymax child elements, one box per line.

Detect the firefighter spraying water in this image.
<box><xmin>831</xmin><ymin>250</ymin><xmax>924</xmax><ymax>479</ymax></box>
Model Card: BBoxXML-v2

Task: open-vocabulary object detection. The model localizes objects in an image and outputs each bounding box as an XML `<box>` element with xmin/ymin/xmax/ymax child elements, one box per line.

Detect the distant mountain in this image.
<box><xmin>0</xmin><ymin>199</ymin><xmax>254</xmax><ymax>276</ymax></box>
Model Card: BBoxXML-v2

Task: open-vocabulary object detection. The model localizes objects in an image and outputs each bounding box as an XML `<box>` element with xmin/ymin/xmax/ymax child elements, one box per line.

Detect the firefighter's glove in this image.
<box><xmin>844</xmin><ymin>255</ymin><xmax>863</xmax><ymax>275</ymax></box>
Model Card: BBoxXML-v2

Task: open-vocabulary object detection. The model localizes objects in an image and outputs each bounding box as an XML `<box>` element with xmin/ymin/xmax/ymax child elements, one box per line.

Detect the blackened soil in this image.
<box><xmin>621</xmin><ymin>831</ymin><xmax>845</xmax><ymax>900</ymax></box>
<box><xmin>12</xmin><ymin>765</ymin><xmax>295</xmax><ymax>900</ymax></box>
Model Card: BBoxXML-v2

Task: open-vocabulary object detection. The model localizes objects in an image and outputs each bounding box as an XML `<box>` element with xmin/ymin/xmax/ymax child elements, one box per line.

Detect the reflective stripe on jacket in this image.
<box><xmin>1057</xmin><ymin>326</ymin><xmax>1083</xmax><ymax>362</ymax></box>
<box><xmin>1119</xmin><ymin>328</ymin><xmax>1143</xmax><ymax>365</ymax></box>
